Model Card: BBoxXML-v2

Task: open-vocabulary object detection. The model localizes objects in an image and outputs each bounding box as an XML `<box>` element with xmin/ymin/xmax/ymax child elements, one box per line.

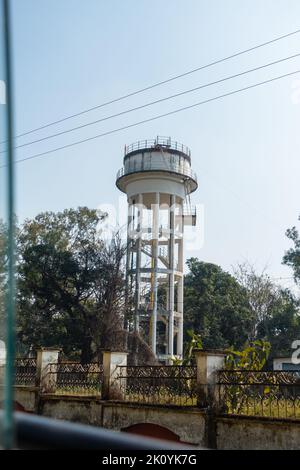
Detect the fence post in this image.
<box><xmin>36</xmin><ymin>347</ymin><xmax>61</xmax><ymax>393</ymax></box>
<box><xmin>194</xmin><ymin>349</ymin><xmax>226</xmax><ymax>449</ymax></box>
<box><xmin>101</xmin><ymin>350</ymin><xmax>128</xmax><ymax>400</ymax></box>
<box><xmin>194</xmin><ymin>349</ymin><xmax>226</xmax><ymax>409</ymax></box>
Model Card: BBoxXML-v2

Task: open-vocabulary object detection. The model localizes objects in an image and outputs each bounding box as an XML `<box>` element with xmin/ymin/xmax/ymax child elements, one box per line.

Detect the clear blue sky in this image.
<box><xmin>8</xmin><ymin>0</ymin><xmax>300</xmax><ymax>288</ymax></box>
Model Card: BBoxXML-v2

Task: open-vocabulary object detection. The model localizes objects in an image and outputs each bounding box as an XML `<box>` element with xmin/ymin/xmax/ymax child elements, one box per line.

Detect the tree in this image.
<box><xmin>234</xmin><ymin>261</ymin><xmax>279</xmax><ymax>340</ymax></box>
<box><xmin>224</xmin><ymin>340</ymin><xmax>271</xmax><ymax>414</ymax></box>
<box><xmin>283</xmin><ymin>216</ymin><xmax>300</xmax><ymax>284</ymax></box>
<box><xmin>225</xmin><ymin>340</ymin><xmax>271</xmax><ymax>371</ymax></box>
<box><xmin>17</xmin><ymin>207</ymin><xmax>126</xmax><ymax>362</ymax></box>
<box><xmin>234</xmin><ymin>261</ymin><xmax>300</xmax><ymax>359</ymax></box>
<box><xmin>184</xmin><ymin>258</ymin><xmax>254</xmax><ymax>350</ymax></box>
<box><xmin>172</xmin><ymin>330</ymin><xmax>203</xmax><ymax>366</ymax></box>
<box><xmin>256</xmin><ymin>288</ymin><xmax>300</xmax><ymax>360</ymax></box>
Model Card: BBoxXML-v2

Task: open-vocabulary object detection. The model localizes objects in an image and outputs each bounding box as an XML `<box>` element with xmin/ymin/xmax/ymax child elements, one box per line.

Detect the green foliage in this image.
<box><xmin>256</xmin><ymin>289</ymin><xmax>300</xmax><ymax>360</ymax></box>
<box><xmin>184</xmin><ymin>258</ymin><xmax>300</xmax><ymax>359</ymax></box>
<box><xmin>16</xmin><ymin>207</ymin><xmax>126</xmax><ymax>361</ymax></box>
<box><xmin>184</xmin><ymin>258</ymin><xmax>254</xmax><ymax>350</ymax></box>
<box><xmin>223</xmin><ymin>340</ymin><xmax>271</xmax><ymax>415</ymax></box>
<box><xmin>172</xmin><ymin>329</ymin><xmax>203</xmax><ymax>365</ymax></box>
<box><xmin>234</xmin><ymin>262</ymin><xmax>279</xmax><ymax>341</ymax></box>
<box><xmin>183</xmin><ymin>330</ymin><xmax>203</xmax><ymax>365</ymax></box>
<box><xmin>283</xmin><ymin>216</ymin><xmax>300</xmax><ymax>284</ymax></box>
<box><xmin>225</xmin><ymin>339</ymin><xmax>271</xmax><ymax>371</ymax></box>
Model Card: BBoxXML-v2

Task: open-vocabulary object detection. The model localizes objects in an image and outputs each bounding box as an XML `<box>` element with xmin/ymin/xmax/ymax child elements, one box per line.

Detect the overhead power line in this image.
<box><xmin>5</xmin><ymin>27</ymin><xmax>300</xmax><ymax>141</ymax></box>
<box><xmin>6</xmin><ymin>68</ymin><xmax>300</xmax><ymax>167</ymax></box>
<box><xmin>4</xmin><ymin>51</ymin><xmax>300</xmax><ymax>152</ymax></box>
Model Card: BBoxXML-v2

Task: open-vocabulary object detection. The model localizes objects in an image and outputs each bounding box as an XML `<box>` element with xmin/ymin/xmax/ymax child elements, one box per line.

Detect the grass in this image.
<box><xmin>51</xmin><ymin>385</ymin><xmax>101</xmax><ymax>396</ymax></box>
<box><xmin>226</xmin><ymin>399</ymin><xmax>300</xmax><ymax>420</ymax></box>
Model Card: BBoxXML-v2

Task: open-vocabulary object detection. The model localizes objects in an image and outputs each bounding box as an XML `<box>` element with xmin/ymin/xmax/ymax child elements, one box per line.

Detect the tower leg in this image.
<box><xmin>177</xmin><ymin>218</ymin><xmax>184</xmax><ymax>358</ymax></box>
<box><xmin>124</xmin><ymin>198</ymin><xmax>133</xmax><ymax>331</ymax></box>
<box><xmin>168</xmin><ymin>195</ymin><xmax>175</xmax><ymax>358</ymax></box>
<box><xmin>134</xmin><ymin>193</ymin><xmax>143</xmax><ymax>332</ymax></box>
<box><xmin>151</xmin><ymin>192</ymin><xmax>160</xmax><ymax>355</ymax></box>
<box><xmin>177</xmin><ymin>275</ymin><xmax>184</xmax><ymax>357</ymax></box>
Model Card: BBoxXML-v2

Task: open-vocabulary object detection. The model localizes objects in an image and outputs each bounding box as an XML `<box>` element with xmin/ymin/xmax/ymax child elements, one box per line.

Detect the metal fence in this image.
<box><xmin>124</xmin><ymin>137</ymin><xmax>191</xmax><ymax>157</ymax></box>
<box><xmin>15</xmin><ymin>358</ymin><xmax>37</xmax><ymax>386</ymax></box>
<box><xmin>45</xmin><ymin>362</ymin><xmax>103</xmax><ymax>396</ymax></box>
<box><xmin>116</xmin><ymin>159</ymin><xmax>197</xmax><ymax>184</ymax></box>
<box><xmin>113</xmin><ymin>365</ymin><xmax>197</xmax><ymax>406</ymax></box>
<box><xmin>218</xmin><ymin>370</ymin><xmax>300</xmax><ymax>420</ymax></box>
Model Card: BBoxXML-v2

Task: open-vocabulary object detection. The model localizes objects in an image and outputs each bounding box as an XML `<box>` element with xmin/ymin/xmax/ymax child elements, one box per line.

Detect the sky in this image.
<box><xmin>7</xmin><ymin>0</ymin><xmax>300</xmax><ymax>290</ymax></box>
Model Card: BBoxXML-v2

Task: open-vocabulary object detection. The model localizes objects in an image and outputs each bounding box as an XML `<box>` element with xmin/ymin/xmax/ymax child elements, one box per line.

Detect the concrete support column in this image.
<box><xmin>177</xmin><ymin>275</ymin><xmax>184</xmax><ymax>357</ymax></box>
<box><xmin>194</xmin><ymin>349</ymin><xmax>226</xmax><ymax>409</ymax></box>
<box><xmin>168</xmin><ymin>195</ymin><xmax>175</xmax><ymax>358</ymax></box>
<box><xmin>177</xmin><ymin>202</ymin><xmax>184</xmax><ymax>358</ymax></box>
<box><xmin>102</xmin><ymin>350</ymin><xmax>128</xmax><ymax>400</ymax></box>
<box><xmin>178</xmin><ymin>237</ymin><xmax>184</xmax><ymax>272</ymax></box>
<box><xmin>36</xmin><ymin>347</ymin><xmax>61</xmax><ymax>393</ymax></box>
<box><xmin>125</xmin><ymin>197</ymin><xmax>133</xmax><ymax>330</ymax></box>
<box><xmin>134</xmin><ymin>193</ymin><xmax>143</xmax><ymax>332</ymax></box>
<box><xmin>151</xmin><ymin>192</ymin><xmax>160</xmax><ymax>355</ymax></box>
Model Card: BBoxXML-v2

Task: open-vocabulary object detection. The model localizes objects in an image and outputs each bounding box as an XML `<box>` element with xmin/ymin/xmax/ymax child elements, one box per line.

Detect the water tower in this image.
<box><xmin>116</xmin><ymin>136</ymin><xmax>198</xmax><ymax>362</ymax></box>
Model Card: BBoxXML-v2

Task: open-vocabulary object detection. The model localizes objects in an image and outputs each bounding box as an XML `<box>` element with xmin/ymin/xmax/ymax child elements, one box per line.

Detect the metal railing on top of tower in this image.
<box><xmin>124</xmin><ymin>137</ymin><xmax>191</xmax><ymax>157</ymax></box>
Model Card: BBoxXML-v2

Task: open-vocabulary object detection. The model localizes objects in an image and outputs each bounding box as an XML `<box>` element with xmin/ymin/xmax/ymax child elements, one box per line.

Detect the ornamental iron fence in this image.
<box><xmin>44</xmin><ymin>362</ymin><xmax>103</xmax><ymax>396</ymax></box>
<box><xmin>112</xmin><ymin>365</ymin><xmax>197</xmax><ymax>406</ymax></box>
<box><xmin>15</xmin><ymin>358</ymin><xmax>37</xmax><ymax>386</ymax></box>
<box><xmin>217</xmin><ymin>370</ymin><xmax>300</xmax><ymax>420</ymax></box>
<box><xmin>124</xmin><ymin>137</ymin><xmax>191</xmax><ymax>158</ymax></box>
<box><xmin>11</xmin><ymin>355</ymin><xmax>300</xmax><ymax>420</ymax></box>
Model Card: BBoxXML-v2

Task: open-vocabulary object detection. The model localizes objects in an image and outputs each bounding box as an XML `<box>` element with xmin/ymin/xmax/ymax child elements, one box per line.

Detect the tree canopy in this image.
<box><xmin>283</xmin><ymin>215</ymin><xmax>300</xmax><ymax>284</ymax></box>
<box><xmin>184</xmin><ymin>258</ymin><xmax>300</xmax><ymax>358</ymax></box>
<box><xmin>184</xmin><ymin>258</ymin><xmax>254</xmax><ymax>350</ymax></box>
<box><xmin>17</xmin><ymin>207</ymin><xmax>126</xmax><ymax>361</ymax></box>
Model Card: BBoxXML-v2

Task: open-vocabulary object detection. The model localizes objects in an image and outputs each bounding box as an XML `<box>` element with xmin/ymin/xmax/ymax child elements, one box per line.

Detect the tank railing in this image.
<box><xmin>124</xmin><ymin>137</ymin><xmax>191</xmax><ymax>157</ymax></box>
<box><xmin>116</xmin><ymin>160</ymin><xmax>197</xmax><ymax>182</ymax></box>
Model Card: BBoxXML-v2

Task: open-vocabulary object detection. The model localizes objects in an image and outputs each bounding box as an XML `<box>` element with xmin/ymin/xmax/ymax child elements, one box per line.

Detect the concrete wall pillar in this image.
<box><xmin>102</xmin><ymin>351</ymin><xmax>128</xmax><ymax>400</ymax></box>
<box><xmin>36</xmin><ymin>347</ymin><xmax>61</xmax><ymax>393</ymax></box>
<box><xmin>194</xmin><ymin>349</ymin><xmax>226</xmax><ymax>409</ymax></box>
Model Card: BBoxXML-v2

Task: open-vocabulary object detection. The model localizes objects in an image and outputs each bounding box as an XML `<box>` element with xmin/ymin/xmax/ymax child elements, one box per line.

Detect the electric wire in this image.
<box><xmin>3</xmin><ymin>51</ymin><xmax>300</xmax><ymax>153</ymax></box>
<box><xmin>4</xmin><ymin>68</ymin><xmax>299</xmax><ymax>167</ymax></box>
<box><xmin>3</xmin><ymin>27</ymin><xmax>300</xmax><ymax>141</ymax></box>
